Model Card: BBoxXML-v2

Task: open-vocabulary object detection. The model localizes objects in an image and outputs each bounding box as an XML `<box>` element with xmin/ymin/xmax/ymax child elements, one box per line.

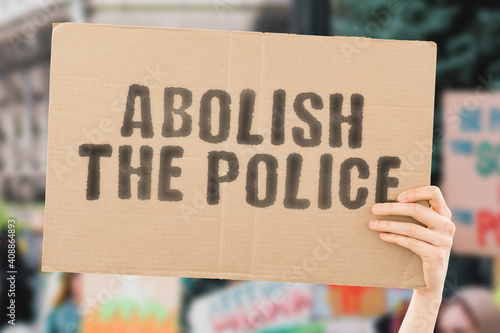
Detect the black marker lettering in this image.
<box><xmin>158</xmin><ymin>146</ymin><xmax>184</xmax><ymax>201</ymax></box>
<box><xmin>207</xmin><ymin>151</ymin><xmax>239</xmax><ymax>205</ymax></box>
<box><xmin>162</xmin><ymin>87</ymin><xmax>193</xmax><ymax>137</ymax></box>
<box><xmin>318</xmin><ymin>154</ymin><xmax>333</xmax><ymax>209</ymax></box>
<box><xmin>271</xmin><ymin>89</ymin><xmax>286</xmax><ymax>145</ymax></box>
<box><xmin>199</xmin><ymin>90</ymin><xmax>231</xmax><ymax>143</ymax></box>
<box><xmin>339</xmin><ymin>157</ymin><xmax>369</xmax><ymax>209</ymax></box>
<box><xmin>293</xmin><ymin>92</ymin><xmax>323</xmax><ymax>147</ymax></box>
<box><xmin>237</xmin><ymin>89</ymin><xmax>263</xmax><ymax>145</ymax></box>
<box><xmin>79</xmin><ymin>144</ymin><xmax>112</xmax><ymax>200</ymax></box>
<box><xmin>284</xmin><ymin>153</ymin><xmax>310</xmax><ymax>209</ymax></box>
<box><xmin>246</xmin><ymin>154</ymin><xmax>278</xmax><ymax>208</ymax></box>
<box><xmin>330</xmin><ymin>93</ymin><xmax>363</xmax><ymax>148</ymax></box>
<box><xmin>118</xmin><ymin>145</ymin><xmax>153</xmax><ymax>200</ymax></box>
<box><xmin>376</xmin><ymin>156</ymin><xmax>401</xmax><ymax>203</ymax></box>
<box><xmin>121</xmin><ymin>84</ymin><xmax>154</xmax><ymax>138</ymax></box>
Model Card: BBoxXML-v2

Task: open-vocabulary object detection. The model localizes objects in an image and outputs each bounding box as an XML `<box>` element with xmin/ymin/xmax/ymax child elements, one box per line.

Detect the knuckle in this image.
<box><xmin>383</xmin><ymin>232</ymin><xmax>393</xmax><ymax>241</ymax></box>
<box><xmin>409</xmin><ymin>203</ymin><xmax>421</xmax><ymax>216</ymax></box>
<box><xmin>403</xmin><ymin>190</ymin><xmax>413</xmax><ymax>201</ymax></box>
<box><xmin>434</xmin><ymin>249</ymin><xmax>446</xmax><ymax>261</ymax></box>
<box><xmin>377</xmin><ymin>220</ymin><xmax>387</xmax><ymax>229</ymax></box>
<box><xmin>440</xmin><ymin>235</ymin><xmax>453</xmax><ymax>248</ymax></box>
<box><xmin>383</xmin><ymin>203</ymin><xmax>394</xmax><ymax>214</ymax></box>
<box><xmin>408</xmin><ymin>237</ymin><xmax>419</xmax><ymax>249</ymax></box>
<box><xmin>407</xmin><ymin>223</ymin><xmax>418</xmax><ymax>237</ymax></box>
<box><xmin>430</xmin><ymin>185</ymin><xmax>441</xmax><ymax>197</ymax></box>
<box><xmin>449</xmin><ymin>237</ymin><xmax>454</xmax><ymax>248</ymax></box>
<box><xmin>445</xmin><ymin>221</ymin><xmax>456</xmax><ymax>236</ymax></box>
<box><xmin>389</xmin><ymin>233</ymin><xmax>398</xmax><ymax>243</ymax></box>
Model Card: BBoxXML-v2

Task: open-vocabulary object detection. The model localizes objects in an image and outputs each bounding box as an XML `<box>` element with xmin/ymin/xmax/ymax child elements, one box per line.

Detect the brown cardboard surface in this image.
<box><xmin>42</xmin><ymin>23</ymin><xmax>436</xmax><ymax>289</ymax></box>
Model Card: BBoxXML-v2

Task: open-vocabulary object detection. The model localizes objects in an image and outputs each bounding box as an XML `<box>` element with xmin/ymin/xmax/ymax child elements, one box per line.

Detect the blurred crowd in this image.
<box><xmin>0</xmin><ymin>1</ymin><xmax>499</xmax><ymax>332</ymax></box>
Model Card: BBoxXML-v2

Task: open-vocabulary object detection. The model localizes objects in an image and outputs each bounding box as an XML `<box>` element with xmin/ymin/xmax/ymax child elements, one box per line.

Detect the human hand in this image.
<box><xmin>369</xmin><ymin>185</ymin><xmax>455</xmax><ymax>296</ymax></box>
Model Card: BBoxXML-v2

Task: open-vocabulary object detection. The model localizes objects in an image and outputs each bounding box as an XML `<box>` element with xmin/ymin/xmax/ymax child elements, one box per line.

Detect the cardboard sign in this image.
<box><xmin>42</xmin><ymin>23</ymin><xmax>437</xmax><ymax>288</ymax></box>
<box><xmin>443</xmin><ymin>92</ymin><xmax>500</xmax><ymax>255</ymax></box>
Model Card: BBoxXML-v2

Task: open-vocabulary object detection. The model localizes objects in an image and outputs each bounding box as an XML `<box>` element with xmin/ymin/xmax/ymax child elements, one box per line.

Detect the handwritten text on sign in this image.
<box><xmin>443</xmin><ymin>92</ymin><xmax>500</xmax><ymax>255</ymax></box>
<box><xmin>79</xmin><ymin>85</ymin><xmax>401</xmax><ymax>210</ymax></box>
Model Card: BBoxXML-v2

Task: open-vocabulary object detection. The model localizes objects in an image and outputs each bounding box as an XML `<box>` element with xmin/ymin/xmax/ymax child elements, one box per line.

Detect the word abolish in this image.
<box><xmin>78</xmin><ymin>84</ymin><xmax>402</xmax><ymax>210</ymax></box>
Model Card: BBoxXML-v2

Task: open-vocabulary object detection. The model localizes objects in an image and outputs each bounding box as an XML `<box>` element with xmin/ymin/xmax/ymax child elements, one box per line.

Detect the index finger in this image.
<box><xmin>397</xmin><ymin>186</ymin><xmax>451</xmax><ymax>219</ymax></box>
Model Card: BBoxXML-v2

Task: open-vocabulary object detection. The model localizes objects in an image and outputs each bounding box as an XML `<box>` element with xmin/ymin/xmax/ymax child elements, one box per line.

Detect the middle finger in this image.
<box><xmin>372</xmin><ymin>202</ymin><xmax>446</xmax><ymax>229</ymax></box>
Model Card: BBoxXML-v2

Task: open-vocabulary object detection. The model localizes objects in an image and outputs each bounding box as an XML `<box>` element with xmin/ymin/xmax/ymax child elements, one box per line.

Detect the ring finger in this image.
<box><xmin>369</xmin><ymin>219</ymin><xmax>449</xmax><ymax>247</ymax></box>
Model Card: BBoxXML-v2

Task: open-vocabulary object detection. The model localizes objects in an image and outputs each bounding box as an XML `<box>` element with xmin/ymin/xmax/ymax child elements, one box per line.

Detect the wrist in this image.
<box><xmin>414</xmin><ymin>288</ymin><xmax>443</xmax><ymax>301</ymax></box>
<box><xmin>412</xmin><ymin>288</ymin><xmax>443</xmax><ymax>319</ymax></box>
<box><xmin>400</xmin><ymin>290</ymin><xmax>443</xmax><ymax>333</ymax></box>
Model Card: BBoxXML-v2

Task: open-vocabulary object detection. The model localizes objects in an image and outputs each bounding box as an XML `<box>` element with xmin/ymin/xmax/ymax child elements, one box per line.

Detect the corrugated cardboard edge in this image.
<box><xmin>41</xmin><ymin>266</ymin><xmax>425</xmax><ymax>289</ymax></box>
<box><xmin>41</xmin><ymin>23</ymin><xmax>63</xmax><ymax>276</ymax></box>
<box><xmin>50</xmin><ymin>22</ymin><xmax>437</xmax><ymax>48</ymax></box>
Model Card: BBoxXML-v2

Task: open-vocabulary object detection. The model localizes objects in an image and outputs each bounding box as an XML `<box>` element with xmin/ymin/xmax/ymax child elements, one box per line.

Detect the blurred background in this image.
<box><xmin>0</xmin><ymin>0</ymin><xmax>499</xmax><ymax>332</ymax></box>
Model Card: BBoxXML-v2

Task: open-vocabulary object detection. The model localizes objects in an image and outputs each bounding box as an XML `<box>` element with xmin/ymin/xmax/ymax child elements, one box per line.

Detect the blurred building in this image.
<box><xmin>0</xmin><ymin>0</ymin><xmax>292</xmax><ymax>202</ymax></box>
<box><xmin>0</xmin><ymin>0</ymin><xmax>83</xmax><ymax>201</ymax></box>
<box><xmin>86</xmin><ymin>0</ymin><xmax>290</xmax><ymax>31</ymax></box>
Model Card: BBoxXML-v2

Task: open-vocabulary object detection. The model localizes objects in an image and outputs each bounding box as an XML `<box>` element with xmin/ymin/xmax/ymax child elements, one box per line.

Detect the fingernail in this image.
<box><xmin>380</xmin><ymin>233</ymin><xmax>387</xmax><ymax>238</ymax></box>
<box><xmin>369</xmin><ymin>220</ymin><xmax>378</xmax><ymax>227</ymax></box>
<box><xmin>398</xmin><ymin>193</ymin><xmax>406</xmax><ymax>202</ymax></box>
<box><xmin>372</xmin><ymin>204</ymin><xmax>380</xmax><ymax>213</ymax></box>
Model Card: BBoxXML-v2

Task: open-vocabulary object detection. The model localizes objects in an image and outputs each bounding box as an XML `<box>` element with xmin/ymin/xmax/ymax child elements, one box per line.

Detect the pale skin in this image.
<box><xmin>369</xmin><ymin>185</ymin><xmax>455</xmax><ymax>333</ymax></box>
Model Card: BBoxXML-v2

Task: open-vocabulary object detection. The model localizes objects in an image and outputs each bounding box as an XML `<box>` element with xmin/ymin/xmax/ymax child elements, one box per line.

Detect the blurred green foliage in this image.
<box><xmin>332</xmin><ymin>0</ymin><xmax>500</xmax><ymax>183</ymax></box>
<box><xmin>0</xmin><ymin>200</ymin><xmax>14</xmax><ymax>230</ymax></box>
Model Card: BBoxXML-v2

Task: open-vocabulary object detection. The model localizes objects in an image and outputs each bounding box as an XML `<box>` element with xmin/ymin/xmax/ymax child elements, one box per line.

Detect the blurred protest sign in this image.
<box><xmin>42</xmin><ymin>23</ymin><xmax>437</xmax><ymax>288</ymax></box>
<box><xmin>188</xmin><ymin>281</ymin><xmax>314</xmax><ymax>333</ymax></box>
<box><xmin>312</xmin><ymin>285</ymin><xmax>385</xmax><ymax>317</ymax></box>
<box><xmin>324</xmin><ymin>286</ymin><xmax>385</xmax><ymax>316</ymax></box>
<box><xmin>82</xmin><ymin>275</ymin><xmax>179</xmax><ymax>332</ymax></box>
<box><xmin>443</xmin><ymin>92</ymin><xmax>500</xmax><ymax>255</ymax></box>
<box><xmin>190</xmin><ymin>282</ymin><xmax>379</xmax><ymax>333</ymax></box>
<box><xmin>255</xmin><ymin>320</ymin><xmax>376</xmax><ymax>333</ymax></box>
